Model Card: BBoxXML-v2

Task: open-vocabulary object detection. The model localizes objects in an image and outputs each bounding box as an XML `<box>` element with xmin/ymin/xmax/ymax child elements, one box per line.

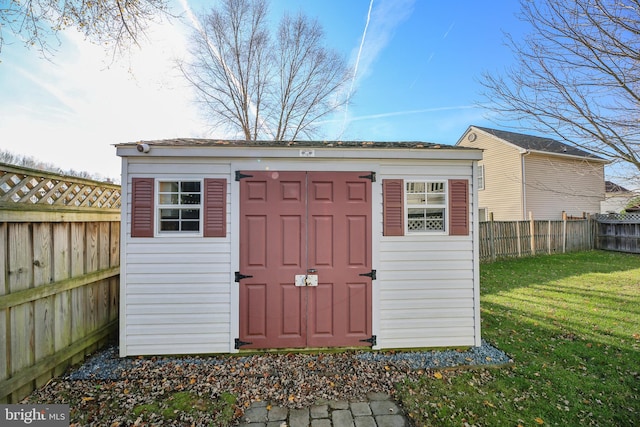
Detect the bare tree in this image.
<box><xmin>181</xmin><ymin>0</ymin><xmax>351</xmax><ymax>141</ymax></box>
<box><xmin>0</xmin><ymin>0</ymin><xmax>169</xmax><ymax>55</ymax></box>
<box><xmin>480</xmin><ymin>0</ymin><xmax>640</xmax><ymax>175</ymax></box>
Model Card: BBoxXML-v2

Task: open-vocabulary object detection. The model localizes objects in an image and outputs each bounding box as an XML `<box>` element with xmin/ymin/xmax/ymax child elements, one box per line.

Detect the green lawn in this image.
<box><xmin>396</xmin><ymin>250</ymin><xmax>640</xmax><ymax>427</ymax></box>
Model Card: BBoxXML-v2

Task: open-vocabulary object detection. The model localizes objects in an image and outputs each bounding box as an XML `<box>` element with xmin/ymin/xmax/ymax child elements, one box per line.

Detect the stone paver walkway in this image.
<box><xmin>237</xmin><ymin>392</ymin><xmax>411</xmax><ymax>427</ymax></box>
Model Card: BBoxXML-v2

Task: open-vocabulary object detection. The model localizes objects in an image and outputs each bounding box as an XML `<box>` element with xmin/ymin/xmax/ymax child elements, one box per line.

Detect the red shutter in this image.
<box><xmin>449</xmin><ymin>179</ymin><xmax>469</xmax><ymax>236</ymax></box>
<box><xmin>383</xmin><ymin>179</ymin><xmax>404</xmax><ymax>236</ymax></box>
<box><xmin>204</xmin><ymin>178</ymin><xmax>227</xmax><ymax>237</ymax></box>
<box><xmin>131</xmin><ymin>178</ymin><xmax>154</xmax><ymax>237</ymax></box>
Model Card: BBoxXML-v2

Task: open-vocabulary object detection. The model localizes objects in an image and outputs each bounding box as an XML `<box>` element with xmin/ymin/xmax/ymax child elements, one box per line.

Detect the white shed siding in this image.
<box><xmin>120</xmin><ymin>159</ymin><xmax>233</xmax><ymax>356</ymax></box>
<box><xmin>376</xmin><ymin>161</ymin><xmax>478</xmax><ymax>348</ymax></box>
<box><xmin>120</xmin><ymin>151</ymin><xmax>480</xmax><ymax>355</ymax></box>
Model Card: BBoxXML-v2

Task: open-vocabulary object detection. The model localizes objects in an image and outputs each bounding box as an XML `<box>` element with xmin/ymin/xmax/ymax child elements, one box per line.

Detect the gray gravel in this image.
<box><xmin>68</xmin><ymin>340</ymin><xmax>511</xmax><ymax>381</ymax></box>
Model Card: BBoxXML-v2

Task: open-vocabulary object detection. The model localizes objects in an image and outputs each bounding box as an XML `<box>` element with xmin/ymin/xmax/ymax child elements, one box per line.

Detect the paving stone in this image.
<box><xmin>350</xmin><ymin>402</ymin><xmax>372</xmax><ymax>417</ymax></box>
<box><xmin>237</xmin><ymin>423</ymin><xmax>266</xmax><ymax>427</ymax></box>
<box><xmin>366</xmin><ymin>392</ymin><xmax>391</xmax><ymax>401</ymax></box>
<box><xmin>267</xmin><ymin>422</ymin><xmax>287</xmax><ymax>427</ymax></box>
<box><xmin>268</xmin><ymin>405</ymin><xmax>288</xmax><ymax>421</ymax></box>
<box><xmin>332</xmin><ymin>409</ymin><xmax>355</xmax><ymax>427</ymax></box>
<box><xmin>374</xmin><ymin>414</ymin><xmax>408</xmax><ymax>427</ymax></box>
<box><xmin>354</xmin><ymin>416</ymin><xmax>377</xmax><ymax>427</ymax></box>
<box><xmin>243</xmin><ymin>406</ymin><xmax>269</xmax><ymax>423</ymax></box>
<box><xmin>311</xmin><ymin>419</ymin><xmax>332</xmax><ymax>427</ymax></box>
<box><xmin>329</xmin><ymin>400</ymin><xmax>350</xmax><ymax>410</ymax></box>
<box><xmin>310</xmin><ymin>404</ymin><xmax>329</xmax><ymax>418</ymax></box>
<box><xmin>369</xmin><ymin>400</ymin><xmax>402</xmax><ymax>416</ymax></box>
<box><xmin>289</xmin><ymin>407</ymin><xmax>310</xmax><ymax>427</ymax></box>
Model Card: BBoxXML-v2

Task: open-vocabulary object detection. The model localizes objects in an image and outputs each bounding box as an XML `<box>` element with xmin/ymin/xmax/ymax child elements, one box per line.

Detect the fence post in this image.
<box><xmin>562</xmin><ymin>212</ymin><xmax>567</xmax><ymax>253</ymax></box>
<box><xmin>529</xmin><ymin>212</ymin><xmax>536</xmax><ymax>256</ymax></box>
<box><xmin>489</xmin><ymin>212</ymin><xmax>496</xmax><ymax>261</ymax></box>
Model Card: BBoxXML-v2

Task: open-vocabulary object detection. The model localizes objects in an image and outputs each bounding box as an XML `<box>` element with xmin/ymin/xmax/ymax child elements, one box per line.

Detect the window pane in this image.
<box><xmin>181</xmin><ymin>193</ymin><xmax>201</xmax><ymax>205</ymax></box>
<box><xmin>159</xmin><ymin>194</ymin><xmax>178</xmax><ymax>204</ymax></box>
<box><xmin>427</xmin><ymin>182</ymin><xmax>444</xmax><ymax>193</ymax></box>
<box><xmin>429</xmin><ymin>193</ymin><xmax>445</xmax><ymax>205</ymax></box>
<box><xmin>181</xmin><ymin>221</ymin><xmax>200</xmax><ymax>231</ymax></box>
<box><xmin>424</xmin><ymin>208</ymin><xmax>444</xmax><ymax>231</ymax></box>
<box><xmin>406</xmin><ymin>182</ymin><xmax>425</xmax><ymax>193</ymax></box>
<box><xmin>408</xmin><ymin>208</ymin><xmax>426</xmax><ymax>219</ymax></box>
<box><xmin>160</xmin><ymin>209</ymin><xmax>179</xmax><ymax>219</ymax></box>
<box><xmin>181</xmin><ymin>182</ymin><xmax>201</xmax><ymax>192</ymax></box>
<box><xmin>160</xmin><ymin>221</ymin><xmax>179</xmax><ymax>231</ymax></box>
<box><xmin>159</xmin><ymin>182</ymin><xmax>178</xmax><ymax>192</ymax></box>
<box><xmin>407</xmin><ymin>193</ymin><xmax>426</xmax><ymax>204</ymax></box>
<box><xmin>182</xmin><ymin>209</ymin><xmax>200</xmax><ymax>220</ymax></box>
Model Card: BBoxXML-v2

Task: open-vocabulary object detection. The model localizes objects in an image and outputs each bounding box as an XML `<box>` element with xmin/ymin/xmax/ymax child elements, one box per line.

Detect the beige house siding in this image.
<box><xmin>524</xmin><ymin>154</ymin><xmax>605</xmax><ymax>219</ymax></box>
<box><xmin>459</xmin><ymin>130</ymin><xmax>524</xmax><ymax>220</ymax></box>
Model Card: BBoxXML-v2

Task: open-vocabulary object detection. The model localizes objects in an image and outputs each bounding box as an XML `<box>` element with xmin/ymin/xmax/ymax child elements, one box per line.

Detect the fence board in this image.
<box><xmin>33</xmin><ymin>223</ymin><xmax>54</xmax><ymax>388</ymax></box>
<box><xmin>9</xmin><ymin>223</ymin><xmax>34</xmax><ymax>401</ymax></box>
<box><xmin>0</xmin><ymin>223</ymin><xmax>7</xmax><ymax>385</ymax></box>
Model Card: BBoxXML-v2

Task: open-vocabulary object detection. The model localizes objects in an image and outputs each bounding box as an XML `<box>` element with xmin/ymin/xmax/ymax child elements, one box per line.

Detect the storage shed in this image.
<box><xmin>115</xmin><ymin>140</ymin><xmax>483</xmax><ymax>356</ymax></box>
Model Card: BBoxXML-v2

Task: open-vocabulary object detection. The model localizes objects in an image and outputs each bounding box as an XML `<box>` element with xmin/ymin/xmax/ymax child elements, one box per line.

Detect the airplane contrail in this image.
<box><xmin>339</xmin><ymin>0</ymin><xmax>374</xmax><ymax>138</ymax></box>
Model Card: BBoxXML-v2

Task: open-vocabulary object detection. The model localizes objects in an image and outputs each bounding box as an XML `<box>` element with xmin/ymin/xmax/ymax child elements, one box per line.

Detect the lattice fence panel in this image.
<box><xmin>0</xmin><ymin>164</ymin><xmax>121</xmax><ymax>209</ymax></box>
<box><xmin>595</xmin><ymin>213</ymin><xmax>640</xmax><ymax>223</ymax></box>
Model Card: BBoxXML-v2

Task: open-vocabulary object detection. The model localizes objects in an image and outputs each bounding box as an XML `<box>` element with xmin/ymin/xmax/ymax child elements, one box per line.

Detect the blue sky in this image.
<box><xmin>0</xmin><ymin>0</ymin><xmax>525</xmax><ymax>180</ymax></box>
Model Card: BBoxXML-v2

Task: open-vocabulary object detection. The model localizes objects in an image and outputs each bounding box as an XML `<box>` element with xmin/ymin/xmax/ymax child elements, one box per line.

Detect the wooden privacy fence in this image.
<box><xmin>594</xmin><ymin>213</ymin><xmax>640</xmax><ymax>254</ymax></box>
<box><xmin>0</xmin><ymin>162</ymin><xmax>121</xmax><ymax>403</ymax></box>
<box><xmin>479</xmin><ymin>215</ymin><xmax>595</xmax><ymax>262</ymax></box>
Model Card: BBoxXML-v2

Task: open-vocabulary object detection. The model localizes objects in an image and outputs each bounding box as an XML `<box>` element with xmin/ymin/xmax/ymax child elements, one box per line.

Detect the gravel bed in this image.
<box><xmin>24</xmin><ymin>341</ymin><xmax>511</xmax><ymax>426</ymax></box>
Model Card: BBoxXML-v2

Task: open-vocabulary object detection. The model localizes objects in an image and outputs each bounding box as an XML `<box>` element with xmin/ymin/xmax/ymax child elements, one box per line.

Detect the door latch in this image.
<box><xmin>295</xmin><ymin>274</ymin><xmax>318</xmax><ymax>287</ymax></box>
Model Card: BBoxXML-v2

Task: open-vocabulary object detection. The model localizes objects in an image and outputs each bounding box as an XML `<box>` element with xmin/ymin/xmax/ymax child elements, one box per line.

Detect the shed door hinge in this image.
<box><xmin>235</xmin><ymin>272</ymin><xmax>254</xmax><ymax>282</ymax></box>
<box><xmin>359</xmin><ymin>172</ymin><xmax>376</xmax><ymax>182</ymax></box>
<box><xmin>235</xmin><ymin>338</ymin><xmax>252</xmax><ymax>349</ymax></box>
<box><xmin>360</xmin><ymin>335</ymin><xmax>377</xmax><ymax>346</ymax></box>
<box><xmin>359</xmin><ymin>269</ymin><xmax>376</xmax><ymax>280</ymax></box>
<box><xmin>235</xmin><ymin>171</ymin><xmax>254</xmax><ymax>181</ymax></box>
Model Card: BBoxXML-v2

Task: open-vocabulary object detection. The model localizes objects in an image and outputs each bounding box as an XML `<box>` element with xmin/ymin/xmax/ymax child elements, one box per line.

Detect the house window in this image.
<box><xmin>478</xmin><ymin>164</ymin><xmax>485</xmax><ymax>190</ymax></box>
<box><xmin>406</xmin><ymin>181</ymin><xmax>446</xmax><ymax>232</ymax></box>
<box><xmin>158</xmin><ymin>181</ymin><xmax>202</xmax><ymax>232</ymax></box>
<box><xmin>479</xmin><ymin>208</ymin><xmax>488</xmax><ymax>222</ymax></box>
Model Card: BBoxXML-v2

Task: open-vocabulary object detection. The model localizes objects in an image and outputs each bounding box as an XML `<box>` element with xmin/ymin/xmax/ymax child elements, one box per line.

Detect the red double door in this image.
<box><xmin>238</xmin><ymin>171</ymin><xmax>373</xmax><ymax>349</ymax></box>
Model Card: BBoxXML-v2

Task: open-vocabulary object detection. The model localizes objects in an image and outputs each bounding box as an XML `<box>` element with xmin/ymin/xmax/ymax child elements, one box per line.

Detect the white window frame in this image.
<box><xmin>405</xmin><ymin>180</ymin><xmax>448</xmax><ymax>234</ymax></box>
<box><xmin>156</xmin><ymin>179</ymin><xmax>203</xmax><ymax>236</ymax></box>
<box><xmin>478</xmin><ymin>164</ymin><xmax>485</xmax><ymax>191</ymax></box>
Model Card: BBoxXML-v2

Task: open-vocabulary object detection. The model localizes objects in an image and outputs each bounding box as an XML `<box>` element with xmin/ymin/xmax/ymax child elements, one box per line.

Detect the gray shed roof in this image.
<box><xmin>473</xmin><ymin>126</ymin><xmax>605</xmax><ymax>160</ymax></box>
<box><xmin>116</xmin><ymin>138</ymin><xmax>467</xmax><ymax>150</ymax></box>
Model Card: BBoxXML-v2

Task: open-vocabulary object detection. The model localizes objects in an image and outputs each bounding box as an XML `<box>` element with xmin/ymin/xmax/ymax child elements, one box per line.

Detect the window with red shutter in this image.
<box><xmin>203</xmin><ymin>178</ymin><xmax>227</xmax><ymax>237</ymax></box>
<box><xmin>131</xmin><ymin>178</ymin><xmax>154</xmax><ymax>237</ymax></box>
<box><xmin>449</xmin><ymin>179</ymin><xmax>469</xmax><ymax>236</ymax></box>
<box><xmin>383</xmin><ymin>179</ymin><xmax>404</xmax><ymax>236</ymax></box>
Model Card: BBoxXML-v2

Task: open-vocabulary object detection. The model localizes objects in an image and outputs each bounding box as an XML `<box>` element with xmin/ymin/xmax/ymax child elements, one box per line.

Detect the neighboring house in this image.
<box><xmin>456</xmin><ymin>126</ymin><xmax>607</xmax><ymax>221</ymax></box>
<box><xmin>601</xmin><ymin>181</ymin><xmax>640</xmax><ymax>214</ymax></box>
<box><xmin>116</xmin><ymin>140</ymin><xmax>482</xmax><ymax>356</ymax></box>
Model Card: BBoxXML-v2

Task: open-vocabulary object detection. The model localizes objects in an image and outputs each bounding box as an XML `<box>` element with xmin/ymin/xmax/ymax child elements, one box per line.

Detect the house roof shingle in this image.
<box><xmin>605</xmin><ymin>181</ymin><xmax>629</xmax><ymax>193</ymax></box>
<box><xmin>473</xmin><ymin>126</ymin><xmax>605</xmax><ymax>160</ymax></box>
